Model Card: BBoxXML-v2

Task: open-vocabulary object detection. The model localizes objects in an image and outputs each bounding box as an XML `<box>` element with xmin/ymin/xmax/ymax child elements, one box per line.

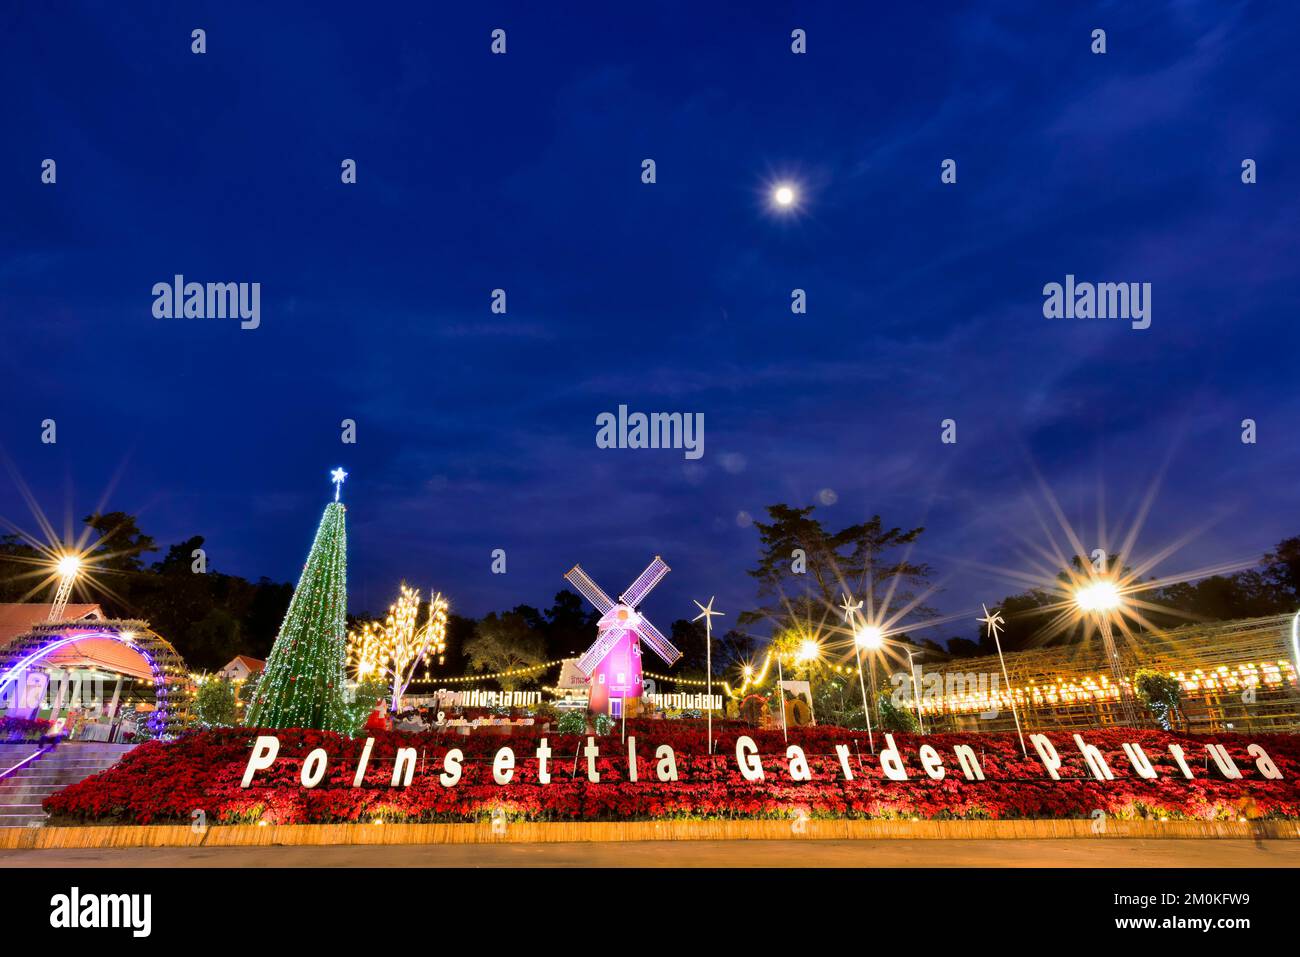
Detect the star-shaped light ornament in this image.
<box><xmin>331</xmin><ymin>467</ymin><xmax>348</xmax><ymax>502</ymax></box>
<box><xmin>692</xmin><ymin>596</ymin><xmax>725</xmax><ymax>627</ymax></box>
<box><xmin>978</xmin><ymin>603</ymin><xmax>1005</xmax><ymax>643</ymax></box>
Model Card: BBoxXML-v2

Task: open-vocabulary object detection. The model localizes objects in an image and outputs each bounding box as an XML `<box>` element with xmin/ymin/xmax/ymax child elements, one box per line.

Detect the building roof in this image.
<box><xmin>0</xmin><ymin>603</ymin><xmax>104</xmax><ymax>648</ymax></box>
<box><xmin>41</xmin><ymin>634</ymin><xmax>155</xmax><ymax>680</ymax></box>
<box><xmin>223</xmin><ymin>655</ymin><xmax>265</xmax><ymax>673</ymax></box>
<box><xmin>555</xmin><ymin>659</ymin><xmax>589</xmax><ymax>690</ymax></box>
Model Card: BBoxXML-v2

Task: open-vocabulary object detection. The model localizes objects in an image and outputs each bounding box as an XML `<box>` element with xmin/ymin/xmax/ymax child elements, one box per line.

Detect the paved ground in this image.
<box><xmin>2</xmin><ymin>838</ymin><xmax>1297</xmax><ymax>867</ymax></box>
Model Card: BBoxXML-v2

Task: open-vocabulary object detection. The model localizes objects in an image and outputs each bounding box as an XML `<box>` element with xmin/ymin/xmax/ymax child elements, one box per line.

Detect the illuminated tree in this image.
<box><xmin>348</xmin><ymin>585</ymin><xmax>448</xmax><ymax>712</ymax></box>
<box><xmin>194</xmin><ymin>675</ymin><xmax>238</xmax><ymax>727</ymax></box>
<box><xmin>244</xmin><ymin>499</ymin><xmax>349</xmax><ymax>731</ymax></box>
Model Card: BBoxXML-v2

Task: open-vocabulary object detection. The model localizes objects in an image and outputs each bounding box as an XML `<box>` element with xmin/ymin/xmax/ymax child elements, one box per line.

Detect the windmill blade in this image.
<box><xmin>576</xmin><ymin>627</ymin><xmax>623</xmax><ymax>676</ymax></box>
<box><xmin>634</xmin><ymin>617</ymin><xmax>682</xmax><ymax>666</ymax></box>
<box><xmin>620</xmin><ymin>555</ymin><xmax>670</xmax><ymax>607</ymax></box>
<box><xmin>564</xmin><ymin>565</ymin><xmax>616</xmax><ymax>615</ymax></box>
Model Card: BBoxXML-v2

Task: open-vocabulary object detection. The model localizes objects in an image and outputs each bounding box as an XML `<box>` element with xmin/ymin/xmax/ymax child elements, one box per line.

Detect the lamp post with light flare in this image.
<box><xmin>48</xmin><ymin>554</ymin><xmax>81</xmax><ymax>622</ymax></box>
<box><xmin>839</xmin><ymin>593</ymin><xmax>877</xmax><ymax>753</ymax></box>
<box><xmin>1074</xmin><ymin>580</ymin><xmax>1140</xmax><ymax>726</ymax></box>
<box><xmin>856</xmin><ymin>625</ymin><xmax>886</xmax><ymax>728</ymax></box>
<box><xmin>841</xmin><ymin>606</ymin><xmax>926</xmax><ymax>736</ymax></box>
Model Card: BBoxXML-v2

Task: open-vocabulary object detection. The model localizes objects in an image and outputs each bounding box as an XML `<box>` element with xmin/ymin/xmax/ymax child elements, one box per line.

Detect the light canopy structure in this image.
<box><xmin>566</xmin><ymin>556</ymin><xmax>681</xmax><ymax>716</ymax></box>
<box><xmin>0</xmin><ymin>621</ymin><xmax>188</xmax><ymax>737</ymax></box>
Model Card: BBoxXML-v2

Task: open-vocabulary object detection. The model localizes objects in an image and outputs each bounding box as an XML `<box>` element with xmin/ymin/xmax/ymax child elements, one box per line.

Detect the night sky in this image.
<box><xmin>2</xmin><ymin>4</ymin><xmax>1298</xmax><ymax>640</ymax></box>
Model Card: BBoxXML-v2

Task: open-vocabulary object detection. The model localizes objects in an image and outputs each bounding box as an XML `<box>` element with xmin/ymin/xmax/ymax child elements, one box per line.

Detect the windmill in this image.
<box><xmin>565</xmin><ymin>556</ymin><xmax>681</xmax><ymax>717</ymax></box>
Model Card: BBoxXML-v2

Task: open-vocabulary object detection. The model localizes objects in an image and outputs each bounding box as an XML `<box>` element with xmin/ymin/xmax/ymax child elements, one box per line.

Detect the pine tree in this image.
<box><xmin>245</xmin><ymin>500</ymin><xmax>349</xmax><ymax>731</ymax></box>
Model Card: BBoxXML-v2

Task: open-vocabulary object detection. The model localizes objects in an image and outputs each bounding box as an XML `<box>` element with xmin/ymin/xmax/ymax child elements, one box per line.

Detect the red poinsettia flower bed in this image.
<box><xmin>42</xmin><ymin>722</ymin><xmax>1300</xmax><ymax>825</ymax></box>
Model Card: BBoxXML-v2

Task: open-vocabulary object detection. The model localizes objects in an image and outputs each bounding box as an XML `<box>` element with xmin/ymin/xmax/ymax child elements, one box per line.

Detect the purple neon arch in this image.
<box><xmin>0</xmin><ymin>630</ymin><xmax>159</xmax><ymax>702</ymax></box>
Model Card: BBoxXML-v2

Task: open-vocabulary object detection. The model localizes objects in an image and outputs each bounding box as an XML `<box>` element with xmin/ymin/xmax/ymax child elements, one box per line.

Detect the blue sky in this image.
<box><xmin>2</xmin><ymin>2</ymin><xmax>1297</xmax><ymax>639</ymax></box>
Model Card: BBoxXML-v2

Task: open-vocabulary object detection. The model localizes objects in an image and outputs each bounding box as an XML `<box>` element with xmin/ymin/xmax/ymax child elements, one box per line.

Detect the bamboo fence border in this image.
<box><xmin>3</xmin><ymin>817</ymin><xmax>1298</xmax><ymax>850</ymax></box>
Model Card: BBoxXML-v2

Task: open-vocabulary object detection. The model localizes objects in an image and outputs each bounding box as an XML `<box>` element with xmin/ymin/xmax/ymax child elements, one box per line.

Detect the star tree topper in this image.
<box><xmin>692</xmin><ymin>596</ymin><xmax>724</xmax><ymax>628</ymax></box>
<box><xmin>331</xmin><ymin>467</ymin><xmax>348</xmax><ymax>502</ymax></box>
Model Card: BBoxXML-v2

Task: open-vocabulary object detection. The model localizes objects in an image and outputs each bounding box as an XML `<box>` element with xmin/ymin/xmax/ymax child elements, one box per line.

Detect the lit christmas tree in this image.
<box><xmin>245</xmin><ymin>469</ymin><xmax>350</xmax><ymax>732</ymax></box>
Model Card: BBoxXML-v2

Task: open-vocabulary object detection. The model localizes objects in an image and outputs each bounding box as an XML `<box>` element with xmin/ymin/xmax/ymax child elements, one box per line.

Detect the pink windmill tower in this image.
<box><xmin>565</xmin><ymin>556</ymin><xmax>681</xmax><ymax>717</ymax></box>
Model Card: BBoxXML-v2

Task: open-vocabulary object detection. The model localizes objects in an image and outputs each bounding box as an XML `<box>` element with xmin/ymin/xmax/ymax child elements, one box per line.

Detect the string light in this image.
<box><xmin>642</xmin><ymin>670</ymin><xmax>712</xmax><ymax>688</ymax></box>
<box><xmin>407</xmin><ymin>660</ymin><xmax>567</xmax><ymax>684</ymax></box>
<box><xmin>721</xmin><ymin>653</ymin><xmax>774</xmax><ymax>699</ymax></box>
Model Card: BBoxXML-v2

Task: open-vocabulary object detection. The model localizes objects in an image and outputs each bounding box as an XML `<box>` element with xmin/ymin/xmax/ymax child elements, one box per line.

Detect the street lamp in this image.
<box><xmin>1074</xmin><ymin>579</ymin><xmax>1139</xmax><ymax>725</ymax></box>
<box><xmin>840</xmin><ymin>594</ymin><xmax>879</xmax><ymax>753</ymax></box>
<box><xmin>771</xmin><ymin>182</ymin><xmax>799</xmax><ymax>210</ymax></box>
<box><xmin>853</xmin><ymin>623</ymin><xmax>883</xmax><ymax>751</ymax></box>
<box><xmin>855</xmin><ymin>624</ymin><xmax>884</xmax><ymax>650</ymax></box>
<box><xmin>1074</xmin><ymin>580</ymin><xmax>1121</xmax><ymax>613</ymax></box>
<box><xmin>48</xmin><ymin>554</ymin><xmax>81</xmax><ymax>622</ymax></box>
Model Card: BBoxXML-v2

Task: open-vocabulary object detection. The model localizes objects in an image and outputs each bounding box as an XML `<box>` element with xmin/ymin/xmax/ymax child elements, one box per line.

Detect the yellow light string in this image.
<box><xmin>642</xmin><ymin>670</ymin><xmax>711</xmax><ymax>688</ymax></box>
<box><xmin>720</xmin><ymin>653</ymin><xmax>774</xmax><ymax>699</ymax></box>
<box><xmin>408</xmin><ymin>659</ymin><xmax>567</xmax><ymax>684</ymax></box>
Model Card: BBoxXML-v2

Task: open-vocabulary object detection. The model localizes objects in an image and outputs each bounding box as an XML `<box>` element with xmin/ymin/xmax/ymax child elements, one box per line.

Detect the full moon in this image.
<box><xmin>773</xmin><ymin>185</ymin><xmax>796</xmax><ymax>207</ymax></box>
